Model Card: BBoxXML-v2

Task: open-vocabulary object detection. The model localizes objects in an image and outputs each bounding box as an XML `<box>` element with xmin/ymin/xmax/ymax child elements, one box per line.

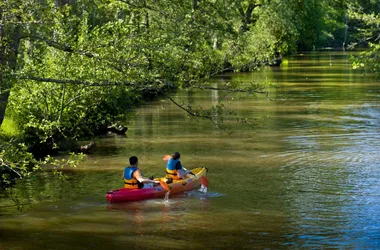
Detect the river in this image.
<box><xmin>1</xmin><ymin>51</ymin><xmax>379</xmax><ymax>249</ymax></box>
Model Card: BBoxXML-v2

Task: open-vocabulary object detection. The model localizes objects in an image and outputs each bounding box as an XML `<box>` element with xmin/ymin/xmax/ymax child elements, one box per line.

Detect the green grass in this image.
<box><xmin>1</xmin><ymin>118</ymin><xmax>21</xmax><ymax>137</ymax></box>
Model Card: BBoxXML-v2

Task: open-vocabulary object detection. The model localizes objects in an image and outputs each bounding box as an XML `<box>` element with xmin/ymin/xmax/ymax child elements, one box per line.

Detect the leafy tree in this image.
<box><xmin>2</xmin><ymin>0</ymin><xmax>353</xmax><ymax>167</ymax></box>
<box><xmin>348</xmin><ymin>1</ymin><xmax>380</xmax><ymax>77</ymax></box>
<box><xmin>2</xmin><ymin>0</ymin><xmax>294</xmax><ymax>135</ymax></box>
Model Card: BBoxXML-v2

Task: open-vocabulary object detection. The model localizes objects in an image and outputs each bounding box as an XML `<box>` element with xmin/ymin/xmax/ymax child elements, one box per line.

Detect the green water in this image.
<box><xmin>1</xmin><ymin>51</ymin><xmax>380</xmax><ymax>249</ymax></box>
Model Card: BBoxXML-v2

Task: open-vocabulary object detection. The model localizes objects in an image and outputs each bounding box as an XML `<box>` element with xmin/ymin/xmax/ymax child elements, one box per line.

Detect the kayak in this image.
<box><xmin>106</xmin><ymin>167</ymin><xmax>208</xmax><ymax>203</ymax></box>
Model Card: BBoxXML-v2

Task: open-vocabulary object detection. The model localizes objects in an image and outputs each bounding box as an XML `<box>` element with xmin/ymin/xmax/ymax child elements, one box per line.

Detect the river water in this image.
<box><xmin>1</xmin><ymin>51</ymin><xmax>380</xmax><ymax>249</ymax></box>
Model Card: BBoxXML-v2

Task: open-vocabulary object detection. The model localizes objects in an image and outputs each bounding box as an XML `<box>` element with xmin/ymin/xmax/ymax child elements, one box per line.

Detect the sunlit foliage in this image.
<box><xmin>0</xmin><ymin>0</ymin><xmax>379</xmax><ymax>188</ymax></box>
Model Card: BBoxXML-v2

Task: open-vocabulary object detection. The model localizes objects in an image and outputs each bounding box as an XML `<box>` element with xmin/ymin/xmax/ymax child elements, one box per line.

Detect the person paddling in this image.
<box><xmin>122</xmin><ymin>156</ymin><xmax>159</xmax><ymax>189</ymax></box>
<box><xmin>165</xmin><ymin>152</ymin><xmax>192</xmax><ymax>181</ymax></box>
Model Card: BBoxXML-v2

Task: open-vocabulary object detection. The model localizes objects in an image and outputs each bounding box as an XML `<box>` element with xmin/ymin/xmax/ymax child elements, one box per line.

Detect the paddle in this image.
<box><xmin>199</xmin><ymin>176</ymin><xmax>209</xmax><ymax>187</ymax></box>
<box><xmin>162</xmin><ymin>154</ymin><xmax>209</xmax><ymax>187</ymax></box>
<box><xmin>160</xmin><ymin>180</ymin><xmax>171</xmax><ymax>191</ymax></box>
<box><xmin>162</xmin><ymin>154</ymin><xmax>171</xmax><ymax>162</ymax></box>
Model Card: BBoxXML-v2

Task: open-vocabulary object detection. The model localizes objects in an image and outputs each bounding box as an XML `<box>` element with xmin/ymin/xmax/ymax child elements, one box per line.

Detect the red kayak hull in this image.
<box><xmin>106</xmin><ymin>186</ymin><xmax>166</xmax><ymax>202</ymax></box>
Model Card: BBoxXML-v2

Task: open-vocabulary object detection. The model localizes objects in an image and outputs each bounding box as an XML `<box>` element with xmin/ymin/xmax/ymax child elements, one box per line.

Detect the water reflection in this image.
<box><xmin>106</xmin><ymin>198</ymin><xmax>194</xmax><ymax>248</ymax></box>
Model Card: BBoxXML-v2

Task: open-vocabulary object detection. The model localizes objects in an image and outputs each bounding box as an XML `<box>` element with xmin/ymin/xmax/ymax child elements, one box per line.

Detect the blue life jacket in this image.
<box><xmin>166</xmin><ymin>158</ymin><xmax>181</xmax><ymax>170</ymax></box>
<box><xmin>166</xmin><ymin>158</ymin><xmax>182</xmax><ymax>180</ymax></box>
<box><xmin>124</xmin><ymin>166</ymin><xmax>138</xmax><ymax>180</ymax></box>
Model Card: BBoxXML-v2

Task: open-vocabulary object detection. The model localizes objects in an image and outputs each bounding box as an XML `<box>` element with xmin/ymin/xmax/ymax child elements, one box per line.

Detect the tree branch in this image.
<box><xmin>31</xmin><ymin>35</ymin><xmax>97</xmax><ymax>58</ymax></box>
<box><xmin>189</xmin><ymin>85</ymin><xmax>276</xmax><ymax>101</ymax></box>
<box><xmin>0</xmin><ymin>159</ymin><xmax>23</xmax><ymax>179</ymax></box>
<box><xmin>20</xmin><ymin>74</ymin><xmax>279</xmax><ymax>101</ymax></box>
<box><xmin>20</xmin><ymin>75</ymin><xmax>140</xmax><ymax>87</ymax></box>
<box><xmin>117</xmin><ymin>0</ymin><xmax>168</xmax><ymax>16</ymax></box>
<box><xmin>165</xmin><ymin>95</ymin><xmax>219</xmax><ymax>127</ymax></box>
<box><xmin>29</xmin><ymin>35</ymin><xmax>129</xmax><ymax>72</ymax></box>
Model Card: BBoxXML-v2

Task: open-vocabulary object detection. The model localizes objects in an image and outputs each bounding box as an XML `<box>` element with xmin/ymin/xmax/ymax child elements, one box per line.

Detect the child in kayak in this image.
<box><xmin>165</xmin><ymin>152</ymin><xmax>193</xmax><ymax>182</ymax></box>
<box><xmin>122</xmin><ymin>156</ymin><xmax>159</xmax><ymax>189</ymax></box>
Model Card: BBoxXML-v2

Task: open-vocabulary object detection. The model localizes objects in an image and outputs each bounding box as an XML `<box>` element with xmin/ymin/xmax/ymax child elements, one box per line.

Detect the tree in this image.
<box><xmin>348</xmin><ymin>1</ymin><xmax>380</xmax><ymax>77</ymax></box>
<box><xmin>0</xmin><ymin>0</ymin><xmax>22</xmax><ymax>126</ymax></box>
<box><xmin>0</xmin><ymin>0</ymin><xmax>315</xmax><ymax>160</ymax></box>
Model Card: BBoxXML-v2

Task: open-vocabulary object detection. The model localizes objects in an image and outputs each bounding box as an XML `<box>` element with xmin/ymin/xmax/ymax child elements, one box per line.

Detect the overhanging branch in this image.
<box><xmin>20</xmin><ymin>75</ymin><xmax>140</xmax><ymax>87</ymax></box>
<box><xmin>117</xmin><ymin>0</ymin><xmax>168</xmax><ymax>16</ymax></box>
<box><xmin>29</xmin><ymin>35</ymin><xmax>133</xmax><ymax>72</ymax></box>
<box><xmin>189</xmin><ymin>85</ymin><xmax>275</xmax><ymax>101</ymax></box>
<box><xmin>165</xmin><ymin>94</ymin><xmax>219</xmax><ymax>127</ymax></box>
<box><xmin>21</xmin><ymin>74</ymin><xmax>277</xmax><ymax>100</ymax></box>
<box><xmin>31</xmin><ymin>35</ymin><xmax>97</xmax><ymax>58</ymax></box>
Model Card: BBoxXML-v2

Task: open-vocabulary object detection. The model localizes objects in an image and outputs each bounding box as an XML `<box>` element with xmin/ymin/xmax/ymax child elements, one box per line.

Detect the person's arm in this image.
<box><xmin>133</xmin><ymin>170</ymin><xmax>159</xmax><ymax>184</ymax></box>
<box><xmin>177</xmin><ymin>162</ymin><xmax>195</xmax><ymax>176</ymax></box>
<box><xmin>175</xmin><ymin>161</ymin><xmax>183</xmax><ymax>170</ymax></box>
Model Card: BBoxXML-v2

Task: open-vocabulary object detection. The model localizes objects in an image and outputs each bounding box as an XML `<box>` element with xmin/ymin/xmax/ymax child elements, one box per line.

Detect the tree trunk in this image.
<box><xmin>241</xmin><ymin>3</ymin><xmax>256</xmax><ymax>33</ymax></box>
<box><xmin>0</xmin><ymin>87</ymin><xmax>10</xmax><ymax>127</ymax></box>
<box><xmin>0</xmin><ymin>12</ymin><xmax>21</xmax><ymax>127</ymax></box>
<box><xmin>343</xmin><ymin>13</ymin><xmax>348</xmax><ymax>51</ymax></box>
<box><xmin>193</xmin><ymin>0</ymin><xmax>200</xmax><ymax>11</ymax></box>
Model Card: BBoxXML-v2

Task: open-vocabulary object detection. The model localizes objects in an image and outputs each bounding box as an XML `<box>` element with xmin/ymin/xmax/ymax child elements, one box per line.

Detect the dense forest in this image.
<box><xmin>0</xmin><ymin>0</ymin><xmax>379</xmax><ymax>188</ymax></box>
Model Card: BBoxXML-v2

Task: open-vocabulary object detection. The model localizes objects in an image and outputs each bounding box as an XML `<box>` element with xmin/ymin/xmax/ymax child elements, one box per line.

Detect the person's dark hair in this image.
<box><xmin>129</xmin><ymin>156</ymin><xmax>138</xmax><ymax>165</ymax></box>
<box><xmin>172</xmin><ymin>152</ymin><xmax>181</xmax><ymax>160</ymax></box>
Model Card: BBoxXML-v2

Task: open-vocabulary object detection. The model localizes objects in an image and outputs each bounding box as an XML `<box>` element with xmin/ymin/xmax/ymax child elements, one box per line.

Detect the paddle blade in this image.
<box><xmin>162</xmin><ymin>155</ymin><xmax>171</xmax><ymax>162</ymax></box>
<box><xmin>199</xmin><ymin>176</ymin><xmax>209</xmax><ymax>187</ymax></box>
<box><xmin>160</xmin><ymin>181</ymin><xmax>171</xmax><ymax>191</ymax></box>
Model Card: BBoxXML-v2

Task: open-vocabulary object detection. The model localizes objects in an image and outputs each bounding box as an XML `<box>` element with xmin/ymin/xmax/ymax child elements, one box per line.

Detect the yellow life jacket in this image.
<box><xmin>166</xmin><ymin>168</ymin><xmax>181</xmax><ymax>180</ymax></box>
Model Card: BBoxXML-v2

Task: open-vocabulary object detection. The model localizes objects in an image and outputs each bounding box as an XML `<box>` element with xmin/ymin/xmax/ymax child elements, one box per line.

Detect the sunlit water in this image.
<box><xmin>1</xmin><ymin>51</ymin><xmax>380</xmax><ymax>249</ymax></box>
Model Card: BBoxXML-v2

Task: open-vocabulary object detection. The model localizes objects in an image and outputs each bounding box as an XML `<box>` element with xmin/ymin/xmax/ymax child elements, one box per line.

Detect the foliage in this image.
<box><xmin>0</xmin><ymin>137</ymin><xmax>36</xmax><ymax>187</ymax></box>
<box><xmin>0</xmin><ymin>129</ymin><xmax>85</xmax><ymax>208</ymax></box>
<box><xmin>226</xmin><ymin>1</ymin><xmax>298</xmax><ymax>70</ymax></box>
<box><xmin>352</xmin><ymin>43</ymin><xmax>380</xmax><ymax>78</ymax></box>
<box><xmin>0</xmin><ymin>117</ymin><xmax>21</xmax><ymax>137</ymax></box>
<box><xmin>348</xmin><ymin>1</ymin><xmax>380</xmax><ymax>77</ymax></box>
<box><xmin>8</xmin><ymin>81</ymin><xmax>138</xmax><ymax>154</ymax></box>
<box><xmin>1</xmin><ymin>0</ymin><xmax>302</xmax><ymax>147</ymax></box>
<box><xmin>1</xmin><ymin>0</ymin><xmax>379</xmax><ymax>190</ymax></box>
<box><xmin>0</xmin><ymin>132</ymin><xmax>85</xmax><ymax>185</ymax></box>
